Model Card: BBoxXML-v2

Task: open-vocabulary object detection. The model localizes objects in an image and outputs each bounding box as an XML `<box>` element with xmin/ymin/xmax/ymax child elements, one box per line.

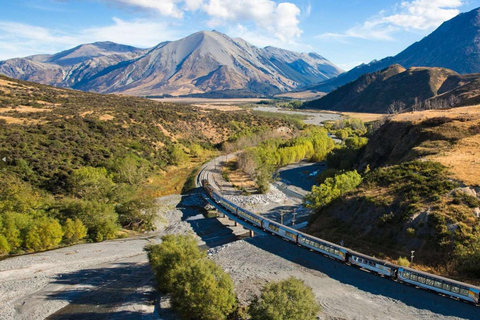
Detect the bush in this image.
<box><xmin>0</xmin><ymin>234</ymin><xmax>10</xmax><ymax>254</ymax></box>
<box><xmin>57</xmin><ymin>199</ymin><xmax>118</xmax><ymax>241</ymax></box>
<box><xmin>306</xmin><ymin>170</ymin><xmax>363</xmax><ymax>209</ymax></box>
<box><xmin>63</xmin><ymin>218</ymin><xmax>88</xmax><ymax>244</ymax></box>
<box><xmin>24</xmin><ymin>218</ymin><xmax>64</xmax><ymax>251</ymax></box>
<box><xmin>249</xmin><ymin>277</ymin><xmax>320</xmax><ymax>320</ymax></box>
<box><xmin>146</xmin><ymin>234</ymin><xmax>204</xmax><ymax>293</ymax></box>
<box><xmin>146</xmin><ymin>234</ymin><xmax>237</xmax><ymax>320</ymax></box>
<box><xmin>397</xmin><ymin>256</ymin><xmax>410</xmax><ymax>267</ymax></box>
<box><xmin>171</xmin><ymin>259</ymin><xmax>237</xmax><ymax>320</ymax></box>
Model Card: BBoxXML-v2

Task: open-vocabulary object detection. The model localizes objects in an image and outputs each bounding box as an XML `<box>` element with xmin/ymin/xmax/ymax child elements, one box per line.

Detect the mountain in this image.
<box><xmin>304</xmin><ymin>64</ymin><xmax>480</xmax><ymax>113</ymax></box>
<box><xmin>309</xmin><ymin>7</ymin><xmax>480</xmax><ymax>93</ymax></box>
<box><xmin>0</xmin><ymin>31</ymin><xmax>342</xmax><ymax>97</ymax></box>
<box><xmin>0</xmin><ymin>42</ymin><xmax>146</xmax><ymax>88</ymax></box>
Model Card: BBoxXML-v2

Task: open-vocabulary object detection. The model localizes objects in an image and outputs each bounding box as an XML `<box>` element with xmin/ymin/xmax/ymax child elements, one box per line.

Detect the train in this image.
<box><xmin>202</xmin><ymin>179</ymin><xmax>480</xmax><ymax>305</ymax></box>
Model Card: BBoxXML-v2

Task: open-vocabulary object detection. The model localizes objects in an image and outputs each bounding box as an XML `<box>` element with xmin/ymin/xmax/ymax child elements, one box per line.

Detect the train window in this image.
<box><xmin>451</xmin><ymin>286</ymin><xmax>460</xmax><ymax>294</ymax></box>
<box><xmin>460</xmin><ymin>288</ymin><xmax>469</xmax><ymax>296</ymax></box>
<box><xmin>417</xmin><ymin>276</ymin><xmax>426</xmax><ymax>284</ymax></box>
<box><xmin>443</xmin><ymin>283</ymin><xmax>451</xmax><ymax>291</ymax></box>
<box><xmin>434</xmin><ymin>281</ymin><xmax>442</xmax><ymax>288</ymax></box>
<box><xmin>426</xmin><ymin>279</ymin><xmax>434</xmax><ymax>286</ymax></box>
<box><xmin>403</xmin><ymin>271</ymin><xmax>410</xmax><ymax>279</ymax></box>
<box><xmin>411</xmin><ymin>274</ymin><xmax>418</xmax><ymax>282</ymax></box>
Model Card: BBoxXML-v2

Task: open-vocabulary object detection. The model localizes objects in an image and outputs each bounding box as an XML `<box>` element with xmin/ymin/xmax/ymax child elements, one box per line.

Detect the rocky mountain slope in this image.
<box><xmin>0</xmin><ymin>31</ymin><xmax>342</xmax><ymax>97</ymax></box>
<box><xmin>304</xmin><ymin>64</ymin><xmax>480</xmax><ymax>113</ymax></box>
<box><xmin>309</xmin><ymin>7</ymin><xmax>480</xmax><ymax>93</ymax></box>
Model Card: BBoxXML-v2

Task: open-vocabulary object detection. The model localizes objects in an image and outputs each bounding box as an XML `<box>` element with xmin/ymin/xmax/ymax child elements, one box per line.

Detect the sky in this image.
<box><xmin>1</xmin><ymin>0</ymin><xmax>480</xmax><ymax>70</ymax></box>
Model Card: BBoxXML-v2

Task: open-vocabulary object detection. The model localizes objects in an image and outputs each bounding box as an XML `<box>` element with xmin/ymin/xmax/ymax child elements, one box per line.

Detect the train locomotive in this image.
<box><xmin>201</xmin><ymin>179</ymin><xmax>480</xmax><ymax>305</ymax></box>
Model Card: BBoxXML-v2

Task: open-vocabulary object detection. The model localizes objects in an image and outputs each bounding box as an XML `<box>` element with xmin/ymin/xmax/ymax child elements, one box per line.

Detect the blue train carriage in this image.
<box><xmin>297</xmin><ymin>233</ymin><xmax>347</xmax><ymax>262</ymax></box>
<box><xmin>218</xmin><ymin>197</ymin><xmax>237</xmax><ymax>214</ymax></box>
<box><xmin>262</xmin><ymin>219</ymin><xmax>298</xmax><ymax>242</ymax></box>
<box><xmin>211</xmin><ymin>191</ymin><xmax>222</xmax><ymax>204</ymax></box>
<box><xmin>347</xmin><ymin>250</ymin><xmax>397</xmax><ymax>277</ymax></box>
<box><xmin>236</xmin><ymin>207</ymin><xmax>263</xmax><ymax>228</ymax></box>
<box><xmin>398</xmin><ymin>267</ymin><xmax>480</xmax><ymax>304</ymax></box>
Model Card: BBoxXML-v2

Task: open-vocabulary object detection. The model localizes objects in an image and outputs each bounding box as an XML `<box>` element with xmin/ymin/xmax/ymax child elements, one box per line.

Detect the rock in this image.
<box><xmin>474</xmin><ymin>207</ymin><xmax>480</xmax><ymax>218</ymax></box>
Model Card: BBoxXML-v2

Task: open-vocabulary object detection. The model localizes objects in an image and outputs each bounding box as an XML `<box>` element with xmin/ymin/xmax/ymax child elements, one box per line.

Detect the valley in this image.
<box><xmin>3</xmin><ymin>2</ymin><xmax>480</xmax><ymax>319</ymax></box>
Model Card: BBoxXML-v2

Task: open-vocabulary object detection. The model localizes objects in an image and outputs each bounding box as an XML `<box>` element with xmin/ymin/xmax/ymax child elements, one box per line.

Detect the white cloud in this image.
<box><xmin>319</xmin><ymin>0</ymin><xmax>465</xmax><ymax>41</ymax></box>
<box><xmin>202</xmin><ymin>0</ymin><xmax>303</xmax><ymax>43</ymax></box>
<box><xmin>106</xmin><ymin>0</ymin><xmax>304</xmax><ymax>43</ymax></box>
<box><xmin>81</xmin><ymin>18</ymin><xmax>175</xmax><ymax>48</ymax></box>
<box><xmin>0</xmin><ymin>18</ymin><xmax>177</xmax><ymax>60</ymax></box>
<box><xmin>113</xmin><ymin>0</ymin><xmax>185</xmax><ymax>18</ymax></box>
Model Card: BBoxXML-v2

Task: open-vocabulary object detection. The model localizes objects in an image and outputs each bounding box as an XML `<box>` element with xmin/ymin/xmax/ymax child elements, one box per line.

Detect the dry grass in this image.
<box><xmin>391</xmin><ymin>105</ymin><xmax>480</xmax><ymax>186</ymax></box>
<box><xmin>0</xmin><ymin>116</ymin><xmax>43</xmax><ymax>124</ymax></box>
<box><xmin>430</xmin><ymin>133</ymin><xmax>480</xmax><ymax>186</ymax></box>
<box><xmin>392</xmin><ymin>105</ymin><xmax>480</xmax><ymax>123</ymax></box>
<box><xmin>0</xmin><ymin>106</ymin><xmax>52</xmax><ymax>113</ymax></box>
<box><xmin>223</xmin><ymin>159</ymin><xmax>258</xmax><ymax>192</ymax></box>
<box><xmin>98</xmin><ymin>114</ymin><xmax>114</xmax><ymax>121</ymax></box>
<box><xmin>341</xmin><ymin>112</ymin><xmax>385</xmax><ymax>122</ymax></box>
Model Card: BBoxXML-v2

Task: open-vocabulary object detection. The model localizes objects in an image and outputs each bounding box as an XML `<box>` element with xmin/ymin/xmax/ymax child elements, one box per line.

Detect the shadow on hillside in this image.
<box><xmin>246</xmin><ymin>235</ymin><xmax>479</xmax><ymax>319</ymax></box>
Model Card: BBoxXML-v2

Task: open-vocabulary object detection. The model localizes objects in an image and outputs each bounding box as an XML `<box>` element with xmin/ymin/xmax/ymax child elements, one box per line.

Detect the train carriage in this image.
<box><xmin>236</xmin><ymin>207</ymin><xmax>263</xmax><ymax>227</ymax></box>
<box><xmin>262</xmin><ymin>219</ymin><xmax>298</xmax><ymax>242</ymax></box>
<box><xmin>347</xmin><ymin>250</ymin><xmax>397</xmax><ymax>277</ymax></box>
<box><xmin>398</xmin><ymin>267</ymin><xmax>480</xmax><ymax>304</ymax></box>
<box><xmin>297</xmin><ymin>233</ymin><xmax>347</xmax><ymax>262</ymax></box>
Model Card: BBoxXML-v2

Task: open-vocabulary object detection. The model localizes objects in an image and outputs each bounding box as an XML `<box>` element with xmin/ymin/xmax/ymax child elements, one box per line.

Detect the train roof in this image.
<box><xmin>297</xmin><ymin>230</ymin><xmax>349</xmax><ymax>251</ymax></box>
<box><xmin>348</xmin><ymin>250</ymin><xmax>399</xmax><ymax>268</ymax></box>
<box><xmin>399</xmin><ymin>266</ymin><xmax>480</xmax><ymax>290</ymax></box>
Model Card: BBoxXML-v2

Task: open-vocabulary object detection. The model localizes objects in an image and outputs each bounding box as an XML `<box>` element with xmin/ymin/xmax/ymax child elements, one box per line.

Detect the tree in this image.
<box><xmin>306</xmin><ymin>170</ymin><xmax>362</xmax><ymax>209</ymax></box>
<box><xmin>63</xmin><ymin>218</ymin><xmax>88</xmax><ymax>244</ymax></box>
<box><xmin>169</xmin><ymin>145</ymin><xmax>189</xmax><ymax>166</ymax></box>
<box><xmin>249</xmin><ymin>277</ymin><xmax>320</xmax><ymax>320</ymax></box>
<box><xmin>146</xmin><ymin>234</ymin><xmax>204</xmax><ymax>293</ymax></box>
<box><xmin>68</xmin><ymin>166</ymin><xmax>115</xmax><ymax>202</ymax></box>
<box><xmin>171</xmin><ymin>259</ymin><xmax>237</xmax><ymax>320</ymax></box>
<box><xmin>24</xmin><ymin>218</ymin><xmax>64</xmax><ymax>251</ymax></box>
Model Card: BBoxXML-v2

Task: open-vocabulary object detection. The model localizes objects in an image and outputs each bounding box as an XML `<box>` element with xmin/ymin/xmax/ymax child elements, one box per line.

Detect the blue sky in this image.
<box><xmin>1</xmin><ymin>0</ymin><xmax>480</xmax><ymax>70</ymax></box>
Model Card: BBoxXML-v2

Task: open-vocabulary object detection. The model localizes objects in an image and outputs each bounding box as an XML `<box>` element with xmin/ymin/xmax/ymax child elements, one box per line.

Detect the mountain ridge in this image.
<box><xmin>0</xmin><ymin>30</ymin><xmax>343</xmax><ymax>97</ymax></box>
<box><xmin>309</xmin><ymin>7</ymin><xmax>480</xmax><ymax>94</ymax></box>
<box><xmin>304</xmin><ymin>64</ymin><xmax>480</xmax><ymax>113</ymax></box>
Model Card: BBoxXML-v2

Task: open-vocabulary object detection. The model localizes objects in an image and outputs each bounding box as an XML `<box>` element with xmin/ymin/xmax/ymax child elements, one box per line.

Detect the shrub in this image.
<box><xmin>306</xmin><ymin>170</ymin><xmax>363</xmax><ymax>209</ymax></box>
<box><xmin>24</xmin><ymin>218</ymin><xmax>64</xmax><ymax>251</ymax></box>
<box><xmin>146</xmin><ymin>234</ymin><xmax>204</xmax><ymax>293</ymax></box>
<box><xmin>249</xmin><ymin>277</ymin><xmax>320</xmax><ymax>320</ymax></box>
<box><xmin>171</xmin><ymin>259</ymin><xmax>237</xmax><ymax>320</ymax></box>
<box><xmin>63</xmin><ymin>218</ymin><xmax>88</xmax><ymax>244</ymax></box>
<box><xmin>397</xmin><ymin>256</ymin><xmax>410</xmax><ymax>267</ymax></box>
<box><xmin>0</xmin><ymin>235</ymin><xmax>10</xmax><ymax>254</ymax></box>
<box><xmin>57</xmin><ymin>198</ymin><xmax>118</xmax><ymax>241</ymax></box>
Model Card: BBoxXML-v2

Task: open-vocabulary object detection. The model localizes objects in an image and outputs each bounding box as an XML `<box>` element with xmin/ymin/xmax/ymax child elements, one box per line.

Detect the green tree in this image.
<box><xmin>171</xmin><ymin>259</ymin><xmax>237</xmax><ymax>320</ymax></box>
<box><xmin>63</xmin><ymin>218</ymin><xmax>88</xmax><ymax>244</ymax></box>
<box><xmin>249</xmin><ymin>277</ymin><xmax>320</xmax><ymax>320</ymax></box>
<box><xmin>306</xmin><ymin>170</ymin><xmax>363</xmax><ymax>208</ymax></box>
<box><xmin>57</xmin><ymin>198</ymin><xmax>118</xmax><ymax>241</ymax></box>
<box><xmin>146</xmin><ymin>234</ymin><xmax>204</xmax><ymax>293</ymax></box>
<box><xmin>169</xmin><ymin>145</ymin><xmax>189</xmax><ymax>166</ymax></box>
<box><xmin>68</xmin><ymin>167</ymin><xmax>115</xmax><ymax>202</ymax></box>
<box><xmin>0</xmin><ymin>234</ymin><xmax>10</xmax><ymax>254</ymax></box>
<box><xmin>24</xmin><ymin>218</ymin><xmax>63</xmax><ymax>251</ymax></box>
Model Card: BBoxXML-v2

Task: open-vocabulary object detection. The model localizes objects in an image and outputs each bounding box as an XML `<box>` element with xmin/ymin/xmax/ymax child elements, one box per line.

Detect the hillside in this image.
<box><xmin>0</xmin><ymin>31</ymin><xmax>342</xmax><ymax>98</ymax></box>
<box><xmin>309</xmin><ymin>7</ymin><xmax>480</xmax><ymax>94</ymax></box>
<box><xmin>0</xmin><ymin>75</ymin><xmax>295</xmax><ymax>255</ymax></box>
<box><xmin>304</xmin><ymin>64</ymin><xmax>480</xmax><ymax>113</ymax></box>
<box><xmin>308</xmin><ymin>106</ymin><xmax>480</xmax><ymax>281</ymax></box>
